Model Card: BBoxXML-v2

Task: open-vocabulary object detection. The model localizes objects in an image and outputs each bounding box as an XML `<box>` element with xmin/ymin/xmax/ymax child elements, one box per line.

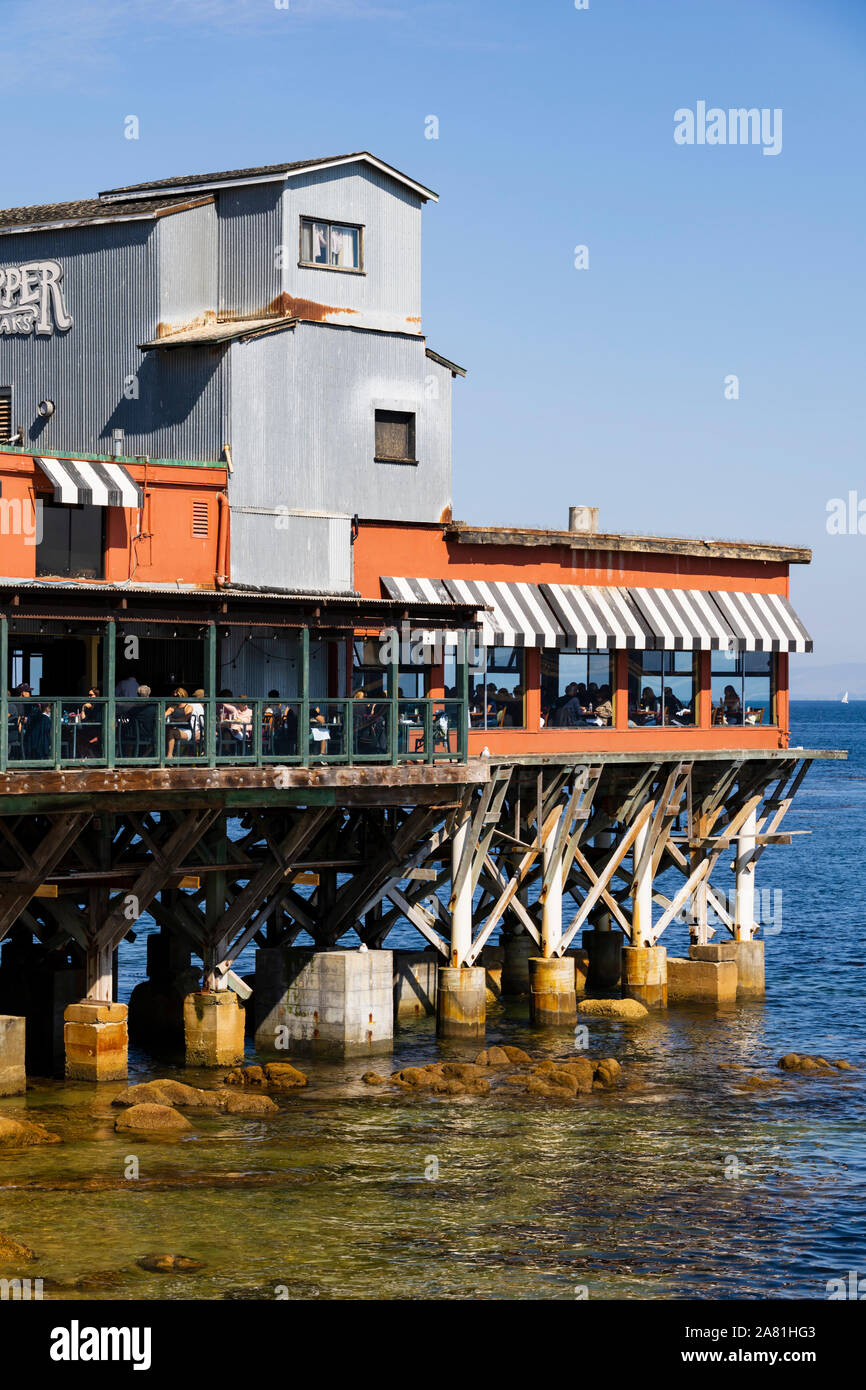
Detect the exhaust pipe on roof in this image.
<box><xmin>568</xmin><ymin>506</ymin><xmax>599</xmax><ymax>534</ymax></box>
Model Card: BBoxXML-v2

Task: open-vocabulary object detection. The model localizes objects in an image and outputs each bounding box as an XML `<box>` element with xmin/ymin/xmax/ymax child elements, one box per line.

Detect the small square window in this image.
<box><xmin>300</xmin><ymin>217</ymin><xmax>362</xmax><ymax>271</ymax></box>
<box><xmin>375</xmin><ymin>410</ymin><xmax>416</xmax><ymax>463</ymax></box>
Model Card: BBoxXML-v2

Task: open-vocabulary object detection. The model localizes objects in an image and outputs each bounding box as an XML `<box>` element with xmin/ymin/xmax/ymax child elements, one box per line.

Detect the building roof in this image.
<box><xmin>0</xmin><ymin>194</ymin><xmax>213</xmax><ymax>236</ymax></box>
<box><xmin>445</xmin><ymin>522</ymin><xmax>812</xmax><ymax>565</ymax></box>
<box><xmin>139</xmin><ymin>316</ymin><xmax>299</xmax><ymax>351</ymax></box>
<box><xmin>99</xmin><ymin>152</ymin><xmax>438</xmax><ymax>204</ymax></box>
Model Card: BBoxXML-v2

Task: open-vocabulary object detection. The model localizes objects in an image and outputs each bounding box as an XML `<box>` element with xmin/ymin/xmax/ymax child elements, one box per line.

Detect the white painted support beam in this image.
<box><xmin>541</xmin><ymin>828</ymin><xmax>563</xmax><ymax>958</ymax></box>
<box><xmin>632</xmin><ymin>818</ymin><xmax>654</xmax><ymax>946</ymax></box>
<box><xmin>734</xmin><ymin>805</ymin><xmax>758</xmax><ymax>941</ymax></box>
<box><xmin>450</xmin><ymin>815</ymin><xmax>473</xmax><ymax>968</ymax></box>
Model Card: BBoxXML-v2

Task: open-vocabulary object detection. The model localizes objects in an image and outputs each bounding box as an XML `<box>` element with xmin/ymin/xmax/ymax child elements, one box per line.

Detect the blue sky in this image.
<box><xmin>2</xmin><ymin>0</ymin><xmax>864</xmax><ymax>669</ymax></box>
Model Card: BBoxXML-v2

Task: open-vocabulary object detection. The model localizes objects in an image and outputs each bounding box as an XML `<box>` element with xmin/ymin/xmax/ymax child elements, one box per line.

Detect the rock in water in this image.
<box><xmin>578</xmin><ymin>998</ymin><xmax>649</xmax><ymax>1020</ymax></box>
<box><xmin>112</xmin><ymin>1079</ymin><xmax>214</xmax><ymax>1109</ymax></box>
<box><xmin>362</xmin><ymin>1071</ymin><xmax>387</xmax><ymax>1085</ymax></box>
<box><xmin>217</xmin><ymin>1090</ymin><xmax>278</xmax><ymax>1115</ymax></box>
<box><xmin>0</xmin><ymin>1116</ymin><xmax>61</xmax><ymax>1147</ymax></box>
<box><xmin>137</xmin><ymin>1254</ymin><xmax>204</xmax><ymax>1274</ymax></box>
<box><xmin>264</xmin><ymin>1062</ymin><xmax>307</xmax><ymax>1089</ymax></box>
<box><xmin>501</xmin><ymin>1045</ymin><xmax>532</xmax><ymax>1064</ymax></box>
<box><xmin>0</xmin><ymin>1232</ymin><xmax>36</xmax><ymax>1263</ymax></box>
<box><xmin>485</xmin><ymin>1045</ymin><xmax>510</xmax><ymax>1067</ymax></box>
<box><xmin>114</xmin><ymin>1104</ymin><xmax>193</xmax><ymax>1133</ymax></box>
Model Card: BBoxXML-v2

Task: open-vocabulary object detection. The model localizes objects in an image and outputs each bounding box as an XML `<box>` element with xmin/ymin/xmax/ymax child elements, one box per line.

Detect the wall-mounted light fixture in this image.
<box><xmin>37</xmin><ymin>400</ymin><xmax>55</xmax><ymax>419</ymax></box>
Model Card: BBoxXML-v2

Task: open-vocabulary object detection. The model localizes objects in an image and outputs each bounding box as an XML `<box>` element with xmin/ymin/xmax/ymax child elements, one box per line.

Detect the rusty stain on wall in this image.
<box><xmin>267</xmin><ymin>292</ymin><xmax>359</xmax><ymax>323</ymax></box>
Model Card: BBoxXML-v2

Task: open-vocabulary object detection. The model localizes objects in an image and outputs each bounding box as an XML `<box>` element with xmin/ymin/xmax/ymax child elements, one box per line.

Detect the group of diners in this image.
<box><xmin>543</xmin><ymin>681</ymin><xmax>614</xmax><ymax>728</ymax></box>
<box><xmin>468</xmin><ymin>682</ymin><xmax>524</xmax><ymax>728</ymax></box>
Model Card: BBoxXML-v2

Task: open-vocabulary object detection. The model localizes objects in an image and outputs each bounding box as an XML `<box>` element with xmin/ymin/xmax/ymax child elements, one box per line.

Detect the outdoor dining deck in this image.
<box><xmin>2</xmin><ymin>695</ymin><xmax>467</xmax><ymax>770</ymax></box>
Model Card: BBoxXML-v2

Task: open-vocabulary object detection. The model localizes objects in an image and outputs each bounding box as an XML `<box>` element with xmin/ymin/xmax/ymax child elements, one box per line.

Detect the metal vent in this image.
<box><xmin>0</xmin><ymin>390</ymin><xmax>11</xmax><ymax>443</ymax></box>
<box><xmin>192</xmin><ymin>500</ymin><xmax>209</xmax><ymax>537</ymax></box>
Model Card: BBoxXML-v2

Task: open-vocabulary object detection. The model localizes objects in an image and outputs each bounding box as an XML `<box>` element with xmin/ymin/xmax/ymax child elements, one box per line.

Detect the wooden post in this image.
<box><xmin>450</xmin><ymin>814</ymin><xmax>472</xmax><ymax>967</ymax></box>
<box><xmin>205</xmin><ymin>621</ymin><xmax>217</xmax><ymax>767</ymax></box>
<box><xmin>0</xmin><ymin>613</ymin><xmax>7</xmax><ymax>773</ymax></box>
<box><xmin>300</xmin><ymin>626</ymin><xmax>310</xmax><ymax>767</ymax></box>
<box><xmin>103</xmin><ymin>619</ymin><xmax>116</xmax><ymax>769</ymax></box>
<box><xmin>734</xmin><ymin>805</ymin><xmax>757</xmax><ymax>941</ymax></box>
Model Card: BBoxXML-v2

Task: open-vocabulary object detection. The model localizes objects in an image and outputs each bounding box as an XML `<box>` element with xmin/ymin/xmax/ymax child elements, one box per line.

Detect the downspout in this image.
<box><xmin>215</xmin><ymin>491</ymin><xmax>229</xmax><ymax>588</ymax></box>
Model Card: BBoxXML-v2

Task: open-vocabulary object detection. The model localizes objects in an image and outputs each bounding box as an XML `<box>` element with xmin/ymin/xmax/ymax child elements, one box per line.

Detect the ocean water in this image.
<box><xmin>1</xmin><ymin>701</ymin><xmax>864</xmax><ymax>1301</ymax></box>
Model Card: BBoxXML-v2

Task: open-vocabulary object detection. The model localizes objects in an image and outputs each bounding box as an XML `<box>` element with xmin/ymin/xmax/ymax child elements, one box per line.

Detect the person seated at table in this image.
<box><xmin>638</xmin><ymin>686</ymin><xmax>660</xmax><ymax>723</ymax></box>
<box><xmin>123</xmin><ymin>685</ymin><xmax>156</xmax><ymax>754</ymax></box>
<box><xmin>166</xmin><ymin>687</ymin><xmax>196</xmax><ymax>757</ymax></box>
<box><xmin>663</xmin><ymin>685</ymin><xmax>684</xmax><ymax>722</ymax></box>
<box><xmin>720</xmin><ymin>684</ymin><xmax>742</xmax><ymax>724</ymax></box>
<box><xmin>230</xmin><ymin>697</ymin><xmax>253</xmax><ymax>745</ymax></box>
<box><xmin>79</xmin><ymin>686</ymin><xmax>104</xmax><ymax>757</ymax></box>
<box><xmin>266</xmin><ymin>690</ymin><xmax>298</xmax><ymax>755</ymax></box>
<box><xmin>595</xmin><ymin>685</ymin><xmax>614</xmax><ymax>725</ymax></box>
<box><xmin>22</xmin><ymin>701</ymin><xmax>51</xmax><ymax>760</ymax></box>
<box><xmin>353</xmin><ymin>688</ymin><xmax>386</xmax><ymax>753</ymax></box>
<box><xmin>552</xmin><ymin>682</ymin><xmax>586</xmax><ymax>727</ymax></box>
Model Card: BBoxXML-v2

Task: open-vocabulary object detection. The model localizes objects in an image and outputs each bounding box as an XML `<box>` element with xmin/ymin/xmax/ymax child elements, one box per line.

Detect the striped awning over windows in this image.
<box><xmin>379</xmin><ymin>578</ymin><xmax>813</xmax><ymax>654</ymax></box>
<box><xmin>442</xmin><ymin>578</ymin><xmax>566</xmax><ymax>648</ymax></box>
<box><xmin>35</xmin><ymin>456</ymin><xmax>143</xmax><ymax>508</ymax></box>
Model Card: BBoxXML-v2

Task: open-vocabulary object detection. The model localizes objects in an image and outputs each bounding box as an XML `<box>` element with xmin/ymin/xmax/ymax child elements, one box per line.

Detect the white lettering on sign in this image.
<box><xmin>0</xmin><ymin>260</ymin><xmax>73</xmax><ymax>335</ymax></box>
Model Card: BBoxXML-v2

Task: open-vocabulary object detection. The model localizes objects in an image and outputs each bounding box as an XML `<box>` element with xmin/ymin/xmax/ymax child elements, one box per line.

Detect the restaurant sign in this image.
<box><xmin>0</xmin><ymin>260</ymin><xmax>73</xmax><ymax>335</ymax></box>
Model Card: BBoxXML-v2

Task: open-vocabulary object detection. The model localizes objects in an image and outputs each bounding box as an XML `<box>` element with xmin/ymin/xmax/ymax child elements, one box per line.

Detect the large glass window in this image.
<box><xmin>35</xmin><ymin>501</ymin><xmax>104</xmax><ymax>579</ymax></box>
<box><xmin>300</xmin><ymin>218</ymin><xmax>362</xmax><ymax>270</ymax></box>
<box><xmin>628</xmin><ymin>651</ymin><xmax>696</xmax><ymax>726</ymax></box>
<box><xmin>541</xmin><ymin>648</ymin><xmax>614</xmax><ymax>727</ymax></box>
<box><xmin>353</xmin><ymin>638</ymin><xmax>429</xmax><ymax>700</ymax></box>
<box><xmin>711</xmin><ymin>650</ymin><xmax>774</xmax><ymax>725</ymax></box>
<box><xmin>445</xmin><ymin>645</ymin><xmax>525</xmax><ymax>729</ymax></box>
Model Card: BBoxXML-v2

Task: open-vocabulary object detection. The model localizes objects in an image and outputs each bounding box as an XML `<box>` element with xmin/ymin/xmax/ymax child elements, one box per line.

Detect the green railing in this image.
<box><xmin>0</xmin><ymin>696</ymin><xmax>469</xmax><ymax>771</ymax></box>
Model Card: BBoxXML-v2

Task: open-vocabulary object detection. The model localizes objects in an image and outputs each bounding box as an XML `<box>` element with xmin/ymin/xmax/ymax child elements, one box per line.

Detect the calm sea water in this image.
<box><xmin>1</xmin><ymin>702</ymin><xmax>864</xmax><ymax>1301</ymax></box>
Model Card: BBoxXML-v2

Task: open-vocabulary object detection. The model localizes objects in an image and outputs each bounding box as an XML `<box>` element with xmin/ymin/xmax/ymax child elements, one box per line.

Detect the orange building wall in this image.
<box><xmin>0</xmin><ymin>453</ymin><xmax>227</xmax><ymax>589</ymax></box>
<box><xmin>353</xmin><ymin>520</ymin><xmax>792</xmax><ymax>753</ymax></box>
<box><xmin>353</xmin><ymin>521</ymin><xmax>792</xmax><ymax>598</ymax></box>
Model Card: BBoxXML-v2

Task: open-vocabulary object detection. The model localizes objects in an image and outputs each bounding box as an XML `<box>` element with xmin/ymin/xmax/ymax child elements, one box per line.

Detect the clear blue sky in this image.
<box><xmin>2</xmin><ymin>0</ymin><xmax>864</xmax><ymax>668</ymax></box>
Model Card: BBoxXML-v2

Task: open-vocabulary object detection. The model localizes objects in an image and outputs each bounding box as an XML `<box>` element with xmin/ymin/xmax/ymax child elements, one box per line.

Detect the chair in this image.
<box><xmin>711</xmin><ymin>707</ymin><xmax>726</xmax><ymax>726</ymax></box>
<box><xmin>413</xmin><ymin>714</ymin><xmax>450</xmax><ymax>755</ymax></box>
<box><xmin>744</xmin><ymin>707</ymin><xmax>765</xmax><ymax>726</ymax></box>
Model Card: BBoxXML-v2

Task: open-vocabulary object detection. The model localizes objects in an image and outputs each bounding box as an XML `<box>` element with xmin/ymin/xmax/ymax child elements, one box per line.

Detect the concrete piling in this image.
<box><xmin>436</xmin><ymin>966</ymin><xmax>486</xmax><ymax>1039</ymax></box>
<box><xmin>0</xmin><ymin>1015</ymin><xmax>26</xmax><ymax>1096</ymax></box>
<box><xmin>183</xmin><ymin>991</ymin><xmax>246</xmax><ymax>1068</ymax></box>
<box><xmin>621</xmin><ymin>946</ymin><xmax>668</xmax><ymax>1009</ymax></box>
<box><xmin>63</xmin><ymin>1000</ymin><xmax>129</xmax><ymax>1081</ymax></box>
<box><xmin>528</xmin><ymin>956</ymin><xmax>577</xmax><ymax>1026</ymax></box>
<box><xmin>254</xmin><ymin>947</ymin><xmax>394</xmax><ymax>1057</ymax></box>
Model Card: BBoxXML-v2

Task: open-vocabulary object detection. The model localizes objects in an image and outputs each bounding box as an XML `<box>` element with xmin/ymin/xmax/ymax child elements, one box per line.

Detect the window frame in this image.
<box><xmin>298</xmin><ymin>216</ymin><xmax>365</xmax><ymax>274</ymax></box>
<box><xmin>374</xmin><ymin>409</ymin><xmax>417</xmax><ymax>466</ymax></box>
<box><xmin>710</xmin><ymin>650</ymin><xmax>777</xmax><ymax>726</ymax></box>
<box><xmin>34</xmin><ymin>498</ymin><xmax>105</xmax><ymax>581</ymax></box>
<box><xmin>627</xmin><ymin>650</ymin><xmax>698</xmax><ymax>727</ymax></box>
<box><xmin>541</xmin><ymin>646</ymin><xmax>616</xmax><ymax>729</ymax></box>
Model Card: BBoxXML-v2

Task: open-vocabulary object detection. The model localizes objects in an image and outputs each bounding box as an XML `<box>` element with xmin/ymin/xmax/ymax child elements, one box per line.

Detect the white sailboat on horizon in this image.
<box><xmin>841</xmin><ymin>691</ymin><xmax>849</xmax><ymax>704</ymax></box>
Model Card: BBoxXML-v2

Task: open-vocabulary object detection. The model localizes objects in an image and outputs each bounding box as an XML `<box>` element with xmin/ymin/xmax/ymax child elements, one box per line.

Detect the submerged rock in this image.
<box><xmin>137</xmin><ymin>1254</ymin><xmax>204</xmax><ymax>1274</ymax></box>
<box><xmin>217</xmin><ymin>1090</ymin><xmax>278</xmax><ymax>1116</ymax></box>
<box><xmin>578</xmin><ymin>998</ymin><xmax>648</xmax><ymax>1020</ymax></box>
<box><xmin>362</xmin><ymin>1071</ymin><xmax>387</xmax><ymax>1085</ymax></box>
<box><xmin>557</xmin><ymin>1058</ymin><xmax>595</xmax><ymax>1092</ymax></box>
<box><xmin>114</xmin><ymin>1104</ymin><xmax>193</xmax><ymax>1133</ymax></box>
<box><xmin>0</xmin><ymin>1232</ymin><xmax>35</xmax><ymax>1263</ymax></box>
<box><xmin>112</xmin><ymin>1079</ymin><xmax>214</xmax><ymax>1110</ymax></box>
<box><xmin>0</xmin><ymin>1115</ymin><xmax>61</xmax><ymax>1147</ymax></box>
<box><xmin>264</xmin><ymin>1062</ymin><xmax>308</xmax><ymax>1090</ymax></box>
<box><xmin>778</xmin><ymin>1053</ymin><xmax>847</xmax><ymax>1074</ymax></box>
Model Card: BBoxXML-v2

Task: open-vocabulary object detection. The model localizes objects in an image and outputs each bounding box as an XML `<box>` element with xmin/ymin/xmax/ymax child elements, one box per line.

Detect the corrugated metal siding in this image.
<box><xmin>281</xmin><ymin>165</ymin><xmax>423</xmax><ymax>332</ymax></box>
<box><xmin>219</xmin><ymin>629</ymin><xmax>329</xmax><ymax>699</ymax></box>
<box><xmin>0</xmin><ymin>220</ymin><xmax>156</xmax><ymax>457</ymax></box>
<box><xmin>228</xmin><ymin>508</ymin><xmax>353</xmax><ymax>593</ymax></box>
<box><xmin>0</xmin><ymin>216</ymin><xmax>224</xmax><ymax>460</ymax></box>
<box><xmin>218</xmin><ymin>184</ymin><xmax>282</xmax><ymax>319</ymax></box>
<box><xmin>157</xmin><ymin>202</ymin><xmax>218</xmax><ymax>331</ymax></box>
<box><xmin>227</xmin><ymin>324</ymin><xmax>451</xmax><ymax>530</ymax></box>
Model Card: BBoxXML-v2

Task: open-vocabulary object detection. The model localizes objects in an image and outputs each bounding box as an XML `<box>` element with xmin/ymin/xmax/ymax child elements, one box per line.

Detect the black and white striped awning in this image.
<box><xmin>379</xmin><ymin>578</ymin><xmax>812</xmax><ymax>653</ymax></box>
<box><xmin>35</xmin><ymin>456</ymin><xmax>143</xmax><ymax>508</ymax></box>
<box><xmin>443</xmin><ymin>578</ymin><xmax>566</xmax><ymax>647</ymax></box>
<box><xmin>708</xmin><ymin>590</ymin><xmax>812</xmax><ymax>653</ymax></box>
